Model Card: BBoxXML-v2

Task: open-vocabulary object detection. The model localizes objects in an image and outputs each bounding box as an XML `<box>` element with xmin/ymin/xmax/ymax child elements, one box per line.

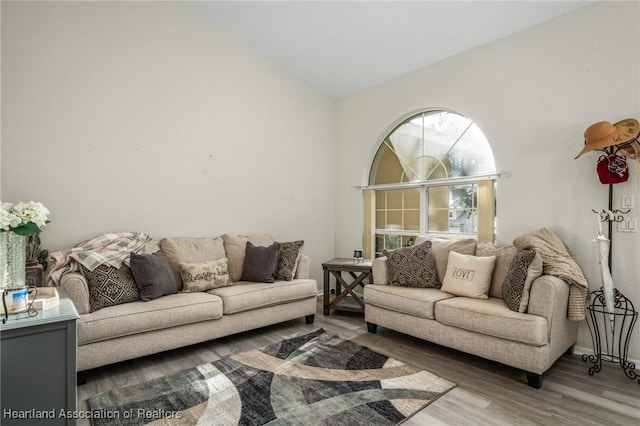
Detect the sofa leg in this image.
<box><xmin>526</xmin><ymin>372</ymin><xmax>543</xmax><ymax>389</ymax></box>
<box><xmin>367</xmin><ymin>322</ymin><xmax>377</xmax><ymax>333</ymax></box>
<box><xmin>305</xmin><ymin>314</ymin><xmax>315</xmax><ymax>324</ymax></box>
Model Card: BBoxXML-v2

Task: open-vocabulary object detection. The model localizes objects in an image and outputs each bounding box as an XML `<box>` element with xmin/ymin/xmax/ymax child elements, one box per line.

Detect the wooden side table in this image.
<box><xmin>322</xmin><ymin>258</ymin><xmax>373</xmax><ymax>315</ymax></box>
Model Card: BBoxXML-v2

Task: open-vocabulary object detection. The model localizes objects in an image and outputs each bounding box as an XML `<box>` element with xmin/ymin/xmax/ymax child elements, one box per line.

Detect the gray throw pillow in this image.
<box><xmin>81</xmin><ymin>263</ymin><xmax>140</xmax><ymax>312</ymax></box>
<box><xmin>130</xmin><ymin>251</ymin><xmax>177</xmax><ymax>301</ymax></box>
<box><xmin>275</xmin><ymin>240</ymin><xmax>304</xmax><ymax>281</ymax></box>
<box><xmin>241</xmin><ymin>242</ymin><xmax>281</xmax><ymax>283</ymax></box>
<box><xmin>502</xmin><ymin>249</ymin><xmax>542</xmax><ymax>312</ymax></box>
<box><xmin>383</xmin><ymin>241</ymin><xmax>440</xmax><ymax>288</ymax></box>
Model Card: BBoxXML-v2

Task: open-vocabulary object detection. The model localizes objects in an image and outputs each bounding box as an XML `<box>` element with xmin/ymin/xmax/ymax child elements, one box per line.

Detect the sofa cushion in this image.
<box><xmin>222</xmin><ymin>233</ymin><xmax>275</xmax><ymax>281</ymax></box>
<box><xmin>415</xmin><ymin>237</ymin><xmax>477</xmax><ymax>284</ymax></box>
<box><xmin>441</xmin><ymin>252</ymin><xmax>496</xmax><ymax>299</ymax></box>
<box><xmin>364</xmin><ymin>284</ymin><xmax>455</xmax><ymax>320</ymax></box>
<box><xmin>435</xmin><ymin>297</ymin><xmax>548</xmax><ymax>346</ymax></box>
<box><xmin>180</xmin><ymin>257</ymin><xmax>233</xmax><ymax>292</ymax></box>
<box><xmin>208</xmin><ymin>278</ymin><xmax>316</xmax><ymax>315</ymax></box>
<box><xmin>503</xmin><ymin>250</ymin><xmax>543</xmax><ymax>313</ymax></box>
<box><xmin>81</xmin><ymin>264</ymin><xmax>140</xmax><ymax>312</ymax></box>
<box><xmin>130</xmin><ymin>251</ymin><xmax>177</xmax><ymax>301</ymax></box>
<box><xmin>275</xmin><ymin>240</ymin><xmax>304</xmax><ymax>281</ymax></box>
<box><xmin>241</xmin><ymin>242</ymin><xmax>281</xmax><ymax>283</ymax></box>
<box><xmin>77</xmin><ymin>292</ymin><xmax>223</xmax><ymax>345</ymax></box>
<box><xmin>476</xmin><ymin>242</ymin><xmax>518</xmax><ymax>298</ymax></box>
<box><xmin>383</xmin><ymin>241</ymin><xmax>440</xmax><ymax>288</ymax></box>
<box><xmin>160</xmin><ymin>237</ymin><xmax>226</xmax><ymax>291</ymax></box>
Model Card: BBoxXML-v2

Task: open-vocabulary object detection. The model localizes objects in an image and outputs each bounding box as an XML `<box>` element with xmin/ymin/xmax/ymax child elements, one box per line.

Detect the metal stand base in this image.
<box><xmin>582</xmin><ymin>288</ymin><xmax>639</xmax><ymax>384</ymax></box>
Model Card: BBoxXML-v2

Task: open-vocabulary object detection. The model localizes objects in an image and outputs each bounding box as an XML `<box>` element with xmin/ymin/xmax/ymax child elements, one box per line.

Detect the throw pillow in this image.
<box><xmin>159</xmin><ymin>237</ymin><xmax>226</xmax><ymax>291</ymax></box>
<box><xmin>502</xmin><ymin>250</ymin><xmax>544</xmax><ymax>313</ymax></box>
<box><xmin>275</xmin><ymin>240</ymin><xmax>304</xmax><ymax>281</ymax></box>
<box><xmin>441</xmin><ymin>251</ymin><xmax>497</xmax><ymax>299</ymax></box>
<box><xmin>382</xmin><ymin>241</ymin><xmax>440</xmax><ymax>288</ymax></box>
<box><xmin>222</xmin><ymin>233</ymin><xmax>275</xmax><ymax>281</ymax></box>
<box><xmin>415</xmin><ymin>238</ymin><xmax>478</xmax><ymax>284</ymax></box>
<box><xmin>240</xmin><ymin>242</ymin><xmax>281</xmax><ymax>283</ymax></box>
<box><xmin>180</xmin><ymin>257</ymin><xmax>233</xmax><ymax>292</ymax></box>
<box><xmin>130</xmin><ymin>251</ymin><xmax>178</xmax><ymax>301</ymax></box>
<box><xmin>475</xmin><ymin>241</ymin><xmax>518</xmax><ymax>298</ymax></box>
<box><xmin>81</xmin><ymin>263</ymin><xmax>140</xmax><ymax>312</ymax></box>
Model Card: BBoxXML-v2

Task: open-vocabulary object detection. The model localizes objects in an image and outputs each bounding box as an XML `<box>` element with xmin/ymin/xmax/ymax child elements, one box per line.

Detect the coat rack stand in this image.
<box><xmin>582</xmin><ymin>145</ymin><xmax>639</xmax><ymax>384</ymax></box>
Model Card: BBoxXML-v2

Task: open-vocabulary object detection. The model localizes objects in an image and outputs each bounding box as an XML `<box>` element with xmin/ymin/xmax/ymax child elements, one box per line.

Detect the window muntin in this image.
<box><xmin>368</xmin><ymin>110</ymin><xmax>496</xmax><ymax>257</ymax></box>
<box><xmin>370</xmin><ymin>110</ymin><xmax>495</xmax><ymax>185</ymax></box>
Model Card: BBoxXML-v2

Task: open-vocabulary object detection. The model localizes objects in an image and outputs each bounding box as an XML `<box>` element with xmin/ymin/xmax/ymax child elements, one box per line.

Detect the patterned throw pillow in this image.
<box><xmin>275</xmin><ymin>240</ymin><xmax>304</xmax><ymax>281</ymax></box>
<box><xmin>383</xmin><ymin>241</ymin><xmax>440</xmax><ymax>288</ymax></box>
<box><xmin>502</xmin><ymin>249</ymin><xmax>543</xmax><ymax>312</ymax></box>
<box><xmin>179</xmin><ymin>257</ymin><xmax>233</xmax><ymax>292</ymax></box>
<box><xmin>81</xmin><ymin>263</ymin><xmax>140</xmax><ymax>313</ymax></box>
<box><xmin>441</xmin><ymin>251</ymin><xmax>497</xmax><ymax>299</ymax></box>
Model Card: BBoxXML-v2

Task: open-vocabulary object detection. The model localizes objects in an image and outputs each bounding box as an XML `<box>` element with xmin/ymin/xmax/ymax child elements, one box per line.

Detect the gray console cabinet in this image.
<box><xmin>1</xmin><ymin>289</ymin><xmax>79</xmax><ymax>425</ymax></box>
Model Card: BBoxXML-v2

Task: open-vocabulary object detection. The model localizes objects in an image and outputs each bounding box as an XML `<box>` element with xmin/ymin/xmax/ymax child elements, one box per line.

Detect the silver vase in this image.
<box><xmin>0</xmin><ymin>232</ymin><xmax>26</xmax><ymax>289</ymax></box>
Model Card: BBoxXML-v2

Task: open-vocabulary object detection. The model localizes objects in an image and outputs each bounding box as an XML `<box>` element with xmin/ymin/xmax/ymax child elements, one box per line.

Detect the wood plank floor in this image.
<box><xmin>77</xmin><ymin>303</ymin><xmax>640</xmax><ymax>425</ymax></box>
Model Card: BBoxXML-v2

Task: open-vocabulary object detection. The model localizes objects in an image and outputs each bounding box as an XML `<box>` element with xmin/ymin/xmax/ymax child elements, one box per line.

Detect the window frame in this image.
<box><xmin>363</xmin><ymin>109</ymin><xmax>499</xmax><ymax>257</ymax></box>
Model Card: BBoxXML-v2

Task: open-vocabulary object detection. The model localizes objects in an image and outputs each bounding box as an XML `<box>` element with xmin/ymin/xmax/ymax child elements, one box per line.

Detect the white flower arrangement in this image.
<box><xmin>0</xmin><ymin>201</ymin><xmax>50</xmax><ymax>236</ymax></box>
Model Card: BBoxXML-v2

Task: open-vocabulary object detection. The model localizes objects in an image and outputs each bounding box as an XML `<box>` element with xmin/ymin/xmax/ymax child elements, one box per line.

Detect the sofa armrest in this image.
<box><xmin>372</xmin><ymin>257</ymin><xmax>389</xmax><ymax>285</ymax></box>
<box><xmin>59</xmin><ymin>272</ymin><xmax>90</xmax><ymax>315</ymax></box>
<box><xmin>295</xmin><ymin>255</ymin><xmax>310</xmax><ymax>279</ymax></box>
<box><xmin>527</xmin><ymin>275</ymin><xmax>568</xmax><ymax>323</ymax></box>
<box><xmin>527</xmin><ymin>275</ymin><xmax>578</xmax><ymax>357</ymax></box>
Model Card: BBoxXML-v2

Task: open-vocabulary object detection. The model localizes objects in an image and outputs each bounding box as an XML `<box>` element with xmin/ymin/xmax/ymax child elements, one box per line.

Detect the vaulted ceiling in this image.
<box><xmin>185</xmin><ymin>1</ymin><xmax>592</xmax><ymax>99</ymax></box>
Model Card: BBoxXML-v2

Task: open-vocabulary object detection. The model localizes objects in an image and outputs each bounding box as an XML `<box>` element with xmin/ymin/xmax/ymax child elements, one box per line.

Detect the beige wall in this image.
<box><xmin>0</xmin><ymin>1</ymin><xmax>336</xmax><ymax>284</ymax></box>
<box><xmin>3</xmin><ymin>1</ymin><xmax>639</xmax><ymax>361</ymax></box>
<box><xmin>335</xmin><ymin>1</ymin><xmax>640</xmax><ymax>360</ymax></box>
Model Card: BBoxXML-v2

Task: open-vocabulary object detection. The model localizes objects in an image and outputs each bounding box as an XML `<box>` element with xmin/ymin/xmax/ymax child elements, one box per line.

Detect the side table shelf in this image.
<box><xmin>322</xmin><ymin>258</ymin><xmax>373</xmax><ymax>315</ymax></box>
<box><xmin>582</xmin><ymin>288</ymin><xmax>639</xmax><ymax>384</ymax></box>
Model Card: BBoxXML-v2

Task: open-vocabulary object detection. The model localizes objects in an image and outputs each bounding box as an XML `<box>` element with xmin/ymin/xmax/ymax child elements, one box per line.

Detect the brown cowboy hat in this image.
<box><xmin>575</xmin><ymin>118</ymin><xmax>640</xmax><ymax>159</ymax></box>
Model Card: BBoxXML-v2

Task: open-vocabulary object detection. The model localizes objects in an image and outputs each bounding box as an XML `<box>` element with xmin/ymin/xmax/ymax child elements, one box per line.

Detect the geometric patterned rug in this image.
<box><xmin>88</xmin><ymin>328</ymin><xmax>456</xmax><ymax>425</ymax></box>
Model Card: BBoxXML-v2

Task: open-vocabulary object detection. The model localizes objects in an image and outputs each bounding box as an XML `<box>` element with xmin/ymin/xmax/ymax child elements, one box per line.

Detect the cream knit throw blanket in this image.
<box><xmin>514</xmin><ymin>228</ymin><xmax>589</xmax><ymax>321</ymax></box>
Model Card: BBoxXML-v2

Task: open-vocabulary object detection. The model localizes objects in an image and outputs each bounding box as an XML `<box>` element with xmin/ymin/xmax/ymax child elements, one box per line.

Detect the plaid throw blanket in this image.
<box><xmin>48</xmin><ymin>232</ymin><xmax>150</xmax><ymax>285</ymax></box>
<box><xmin>513</xmin><ymin>228</ymin><xmax>589</xmax><ymax>321</ymax></box>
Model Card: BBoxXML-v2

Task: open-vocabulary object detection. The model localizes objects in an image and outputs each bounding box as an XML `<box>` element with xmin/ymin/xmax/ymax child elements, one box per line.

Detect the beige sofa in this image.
<box><xmin>364</xmin><ymin>237</ymin><xmax>579</xmax><ymax>388</ymax></box>
<box><xmin>58</xmin><ymin>234</ymin><xmax>317</xmax><ymax>374</ymax></box>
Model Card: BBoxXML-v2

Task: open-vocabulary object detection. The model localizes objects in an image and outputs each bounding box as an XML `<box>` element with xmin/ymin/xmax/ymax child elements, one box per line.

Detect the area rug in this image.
<box><xmin>87</xmin><ymin>329</ymin><xmax>456</xmax><ymax>425</ymax></box>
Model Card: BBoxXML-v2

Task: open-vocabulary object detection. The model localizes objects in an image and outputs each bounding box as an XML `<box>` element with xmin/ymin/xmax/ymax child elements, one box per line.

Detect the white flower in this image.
<box><xmin>0</xmin><ymin>208</ymin><xmax>21</xmax><ymax>231</ymax></box>
<box><xmin>12</xmin><ymin>201</ymin><xmax>50</xmax><ymax>229</ymax></box>
<box><xmin>0</xmin><ymin>200</ymin><xmax>50</xmax><ymax>235</ymax></box>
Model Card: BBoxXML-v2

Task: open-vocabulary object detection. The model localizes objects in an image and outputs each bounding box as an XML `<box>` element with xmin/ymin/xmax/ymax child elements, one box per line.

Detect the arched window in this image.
<box><xmin>364</xmin><ymin>109</ymin><xmax>498</xmax><ymax>257</ymax></box>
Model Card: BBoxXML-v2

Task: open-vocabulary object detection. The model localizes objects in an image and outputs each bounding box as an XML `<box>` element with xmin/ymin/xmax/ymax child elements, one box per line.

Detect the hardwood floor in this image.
<box><xmin>77</xmin><ymin>304</ymin><xmax>640</xmax><ymax>425</ymax></box>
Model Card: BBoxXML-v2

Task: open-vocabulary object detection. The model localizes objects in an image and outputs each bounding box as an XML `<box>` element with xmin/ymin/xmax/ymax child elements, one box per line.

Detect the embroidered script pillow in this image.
<box><xmin>382</xmin><ymin>241</ymin><xmax>440</xmax><ymax>288</ymax></box>
<box><xmin>179</xmin><ymin>257</ymin><xmax>233</xmax><ymax>292</ymax></box>
<box><xmin>441</xmin><ymin>251</ymin><xmax>497</xmax><ymax>299</ymax></box>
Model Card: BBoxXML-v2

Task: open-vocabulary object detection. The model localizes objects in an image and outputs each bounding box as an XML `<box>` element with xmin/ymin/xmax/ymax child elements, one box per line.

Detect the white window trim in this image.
<box><xmin>356</xmin><ymin>171</ymin><xmax>503</xmax><ymax>191</ymax></box>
